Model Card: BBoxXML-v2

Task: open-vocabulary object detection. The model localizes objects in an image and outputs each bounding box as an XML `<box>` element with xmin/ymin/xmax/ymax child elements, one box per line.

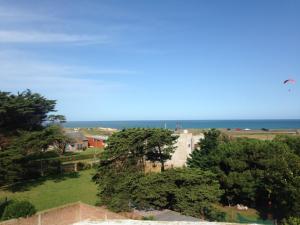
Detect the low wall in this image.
<box><xmin>0</xmin><ymin>202</ymin><xmax>125</xmax><ymax>225</ymax></box>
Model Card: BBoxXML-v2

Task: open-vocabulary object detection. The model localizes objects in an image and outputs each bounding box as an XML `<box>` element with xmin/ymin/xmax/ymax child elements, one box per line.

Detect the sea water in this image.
<box><xmin>64</xmin><ymin>120</ymin><xmax>300</xmax><ymax>129</ymax></box>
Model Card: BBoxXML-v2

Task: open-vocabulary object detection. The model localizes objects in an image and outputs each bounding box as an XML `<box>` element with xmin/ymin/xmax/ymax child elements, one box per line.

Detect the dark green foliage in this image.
<box><xmin>96</xmin><ymin>167</ymin><xmax>224</xmax><ymax>220</ymax></box>
<box><xmin>77</xmin><ymin>162</ymin><xmax>91</xmax><ymax>171</ymax></box>
<box><xmin>188</xmin><ymin>134</ymin><xmax>300</xmax><ymax>221</ymax></box>
<box><xmin>95</xmin><ymin>128</ymin><xmax>223</xmax><ymax>220</ymax></box>
<box><xmin>0</xmin><ymin>90</ymin><xmax>56</xmax><ymax>134</ymax></box>
<box><xmin>145</xmin><ymin>129</ymin><xmax>178</xmax><ymax>171</ymax></box>
<box><xmin>98</xmin><ymin>128</ymin><xmax>178</xmax><ymax>174</ymax></box>
<box><xmin>10</xmin><ymin>125</ymin><xmax>73</xmax><ymax>155</ymax></box>
<box><xmin>282</xmin><ymin>217</ymin><xmax>300</xmax><ymax>225</ymax></box>
<box><xmin>142</xmin><ymin>215</ymin><xmax>155</xmax><ymax>220</ymax></box>
<box><xmin>1</xmin><ymin>200</ymin><xmax>36</xmax><ymax>220</ymax></box>
<box><xmin>131</xmin><ymin>168</ymin><xmax>224</xmax><ymax>220</ymax></box>
<box><xmin>47</xmin><ymin>115</ymin><xmax>66</xmax><ymax>124</ymax></box>
<box><xmin>274</xmin><ymin>135</ymin><xmax>300</xmax><ymax>156</ymax></box>
<box><xmin>96</xmin><ymin>171</ymin><xmax>141</xmax><ymax>212</ymax></box>
<box><xmin>100</xmin><ymin>128</ymin><xmax>149</xmax><ymax>173</ymax></box>
<box><xmin>0</xmin><ymin>90</ymin><xmax>68</xmax><ymax>185</ymax></box>
<box><xmin>59</xmin><ymin>153</ymin><xmax>101</xmax><ymax>163</ymax></box>
<box><xmin>187</xmin><ymin>129</ymin><xmax>228</xmax><ymax>169</ymax></box>
<box><xmin>95</xmin><ymin>128</ymin><xmax>178</xmax><ymax>210</ymax></box>
<box><xmin>0</xmin><ymin>198</ymin><xmax>11</xmax><ymax>219</ymax></box>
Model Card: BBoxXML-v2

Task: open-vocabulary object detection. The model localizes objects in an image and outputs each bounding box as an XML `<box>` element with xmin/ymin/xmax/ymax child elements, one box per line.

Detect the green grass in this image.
<box><xmin>79</xmin><ymin>147</ymin><xmax>103</xmax><ymax>155</ymax></box>
<box><xmin>0</xmin><ymin>169</ymin><xmax>98</xmax><ymax>212</ymax></box>
<box><xmin>63</xmin><ymin>147</ymin><xmax>103</xmax><ymax>156</ymax></box>
<box><xmin>57</xmin><ymin>148</ymin><xmax>103</xmax><ymax>163</ymax></box>
<box><xmin>214</xmin><ymin>204</ymin><xmax>273</xmax><ymax>224</ymax></box>
<box><xmin>65</xmin><ymin>128</ymin><xmax>115</xmax><ymax>136</ymax></box>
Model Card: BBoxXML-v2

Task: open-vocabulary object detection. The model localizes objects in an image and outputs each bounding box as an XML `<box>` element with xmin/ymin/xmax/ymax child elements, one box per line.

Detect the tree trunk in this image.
<box><xmin>161</xmin><ymin>160</ymin><xmax>165</xmax><ymax>172</ymax></box>
<box><xmin>158</xmin><ymin>146</ymin><xmax>165</xmax><ymax>172</ymax></box>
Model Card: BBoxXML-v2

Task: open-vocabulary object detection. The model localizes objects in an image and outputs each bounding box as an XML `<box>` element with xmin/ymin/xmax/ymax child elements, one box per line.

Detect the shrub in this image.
<box><xmin>1</xmin><ymin>200</ymin><xmax>36</xmax><ymax>220</ymax></box>
<box><xmin>131</xmin><ymin>168</ymin><xmax>223</xmax><ymax>220</ymax></box>
<box><xmin>283</xmin><ymin>217</ymin><xmax>300</xmax><ymax>225</ymax></box>
<box><xmin>142</xmin><ymin>215</ymin><xmax>155</xmax><ymax>220</ymax></box>
<box><xmin>0</xmin><ymin>198</ymin><xmax>11</xmax><ymax>219</ymax></box>
<box><xmin>77</xmin><ymin>162</ymin><xmax>91</xmax><ymax>171</ymax></box>
<box><xmin>60</xmin><ymin>153</ymin><xmax>101</xmax><ymax>163</ymax></box>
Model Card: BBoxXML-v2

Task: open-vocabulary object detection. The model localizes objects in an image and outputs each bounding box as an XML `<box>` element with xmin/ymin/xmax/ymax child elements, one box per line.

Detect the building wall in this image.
<box><xmin>87</xmin><ymin>137</ymin><xmax>105</xmax><ymax>148</ymax></box>
<box><xmin>0</xmin><ymin>202</ymin><xmax>125</xmax><ymax>225</ymax></box>
<box><xmin>66</xmin><ymin>141</ymin><xmax>88</xmax><ymax>151</ymax></box>
<box><xmin>166</xmin><ymin>133</ymin><xmax>204</xmax><ymax>168</ymax></box>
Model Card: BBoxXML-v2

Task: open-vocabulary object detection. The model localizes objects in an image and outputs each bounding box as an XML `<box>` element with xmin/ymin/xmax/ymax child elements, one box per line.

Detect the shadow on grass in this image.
<box><xmin>236</xmin><ymin>213</ymin><xmax>274</xmax><ymax>225</ymax></box>
<box><xmin>7</xmin><ymin>172</ymin><xmax>81</xmax><ymax>193</ymax></box>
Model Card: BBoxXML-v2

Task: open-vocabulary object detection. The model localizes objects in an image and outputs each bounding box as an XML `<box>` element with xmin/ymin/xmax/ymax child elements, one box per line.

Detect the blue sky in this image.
<box><xmin>0</xmin><ymin>0</ymin><xmax>299</xmax><ymax>120</ymax></box>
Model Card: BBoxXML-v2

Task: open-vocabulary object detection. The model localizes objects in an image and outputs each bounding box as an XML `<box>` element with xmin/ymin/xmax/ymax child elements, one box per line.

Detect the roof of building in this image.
<box><xmin>87</xmin><ymin>135</ymin><xmax>109</xmax><ymax>141</ymax></box>
<box><xmin>73</xmin><ymin>220</ymin><xmax>258</xmax><ymax>225</ymax></box>
<box><xmin>134</xmin><ymin>209</ymin><xmax>200</xmax><ymax>222</ymax></box>
<box><xmin>66</xmin><ymin>131</ymin><xmax>88</xmax><ymax>142</ymax></box>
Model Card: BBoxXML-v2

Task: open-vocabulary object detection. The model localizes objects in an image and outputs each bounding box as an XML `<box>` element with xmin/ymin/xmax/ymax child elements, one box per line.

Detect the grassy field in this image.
<box><xmin>189</xmin><ymin>128</ymin><xmax>299</xmax><ymax>140</ymax></box>
<box><xmin>0</xmin><ymin>169</ymin><xmax>98</xmax><ymax>212</ymax></box>
<box><xmin>215</xmin><ymin>205</ymin><xmax>273</xmax><ymax>224</ymax></box>
<box><xmin>63</xmin><ymin>147</ymin><xmax>103</xmax><ymax>156</ymax></box>
<box><xmin>0</xmin><ymin>169</ymin><xmax>274</xmax><ymax>224</ymax></box>
<box><xmin>65</xmin><ymin>128</ymin><xmax>116</xmax><ymax>136</ymax></box>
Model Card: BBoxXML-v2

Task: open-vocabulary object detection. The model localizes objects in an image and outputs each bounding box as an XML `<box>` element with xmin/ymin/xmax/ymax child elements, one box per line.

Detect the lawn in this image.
<box><xmin>63</xmin><ymin>147</ymin><xmax>103</xmax><ymax>156</ymax></box>
<box><xmin>58</xmin><ymin>147</ymin><xmax>103</xmax><ymax>163</ymax></box>
<box><xmin>214</xmin><ymin>204</ymin><xmax>274</xmax><ymax>224</ymax></box>
<box><xmin>0</xmin><ymin>169</ymin><xmax>98</xmax><ymax>212</ymax></box>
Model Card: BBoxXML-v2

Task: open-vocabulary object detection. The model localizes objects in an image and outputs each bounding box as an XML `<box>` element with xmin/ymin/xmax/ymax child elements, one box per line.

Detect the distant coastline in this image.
<box><xmin>63</xmin><ymin>119</ymin><xmax>300</xmax><ymax>130</ymax></box>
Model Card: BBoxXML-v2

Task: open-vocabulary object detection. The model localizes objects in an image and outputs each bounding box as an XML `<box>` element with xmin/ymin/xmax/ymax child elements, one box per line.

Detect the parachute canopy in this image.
<box><xmin>284</xmin><ymin>79</ymin><xmax>296</xmax><ymax>84</ymax></box>
<box><xmin>283</xmin><ymin>79</ymin><xmax>296</xmax><ymax>92</ymax></box>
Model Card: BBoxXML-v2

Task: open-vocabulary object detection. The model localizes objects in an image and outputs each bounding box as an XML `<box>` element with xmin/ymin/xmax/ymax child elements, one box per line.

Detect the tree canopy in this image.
<box><xmin>0</xmin><ymin>90</ymin><xmax>69</xmax><ymax>185</ymax></box>
<box><xmin>0</xmin><ymin>90</ymin><xmax>56</xmax><ymax>134</ymax></box>
<box><xmin>187</xmin><ymin>130</ymin><xmax>300</xmax><ymax>222</ymax></box>
<box><xmin>98</xmin><ymin>128</ymin><xmax>178</xmax><ymax>174</ymax></box>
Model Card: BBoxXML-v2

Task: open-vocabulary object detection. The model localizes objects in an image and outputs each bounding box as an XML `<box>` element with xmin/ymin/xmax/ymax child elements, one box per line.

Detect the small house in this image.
<box><xmin>87</xmin><ymin>135</ymin><xmax>108</xmax><ymax>148</ymax></box>
<box><xmin>65</xmin><ymin>131</ymin><xmax>88</xmax><ymax>151</ymax></box>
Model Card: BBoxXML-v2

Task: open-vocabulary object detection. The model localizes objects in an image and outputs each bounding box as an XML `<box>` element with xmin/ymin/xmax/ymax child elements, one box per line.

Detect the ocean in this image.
<box><xmin>63</xmin><ymin>120</ymin><xmax>300</xmax><ymax>130</ymax></box>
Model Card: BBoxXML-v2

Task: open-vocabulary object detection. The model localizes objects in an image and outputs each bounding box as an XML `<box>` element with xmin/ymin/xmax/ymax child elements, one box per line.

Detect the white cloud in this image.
<box><xmin>0</xmin><ymin>5</ymin><xmax>109</xmax><ymax>44</ymax></box>
<box><xmin>0</xmin><ymin>6</ymin><xmax>47</xmax><ymax>22</ymax></box>
<box><xmin>0</xmin><ymin>50</ymin><xmax>132</xmax><ymax>97</ymax></box>
<box><xmin>0</xmin><ymin>30</ymin><xmax>108</xmax><ymax>44</ymax></box>
<box><xmin>0</xmin><ymin>50</ymin><xmax>135</xmax><ymax>76</ymax></box>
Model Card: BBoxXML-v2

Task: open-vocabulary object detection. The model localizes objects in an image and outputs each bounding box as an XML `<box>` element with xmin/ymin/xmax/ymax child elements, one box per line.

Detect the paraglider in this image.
<box><xmin>283</xmin><ymin>79</ymin><xmax>296</xmax><ymax>92</ymax></box>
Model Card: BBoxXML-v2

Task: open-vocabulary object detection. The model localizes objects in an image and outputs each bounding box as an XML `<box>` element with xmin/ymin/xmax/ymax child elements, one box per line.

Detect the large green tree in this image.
<box><xmin>0</xmin><ymin>90</ymin><xmax>69</xmax><ymax>185</ymax></box>
<box><xmin>0</xmin><ymin>90</ymin><xmax>56</xmax><ymax>134</ymax></box>
<box><xmin>187</xmin><ymin>128</ymin><xmax>228</xmax><ymax>169</ymax></box>
<box><xmin>97</xmin><ymin>128</ymin><xmax>178</xmax><ymax>174</ymax></box>
<box><xmin>94</xmin><ymin>128</ymin><xmax>178</xmax><ymax>212</ymax></box>
<box><xmin>145</xmin><ymin>128</ymin><xmax>178</xmax><ymax>171</ymax></box>
<box><xmin>131</xmin><ymin>168</ymin><xmax>225</xmax><ymax>220</ymax></box>
<box><xmin>187</xmin><ymin>136</ymin><xmax>300</xmax><ymax>222</ymax></box>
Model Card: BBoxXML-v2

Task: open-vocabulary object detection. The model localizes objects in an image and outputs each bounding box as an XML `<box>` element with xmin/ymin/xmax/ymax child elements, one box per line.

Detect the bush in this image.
<box><xmin>142</xmin><ymin>215</ymin><xmax>155</xmax><ymax>220</ymax></box>
<box><xmin>131</xmin><ymin>168</ymin><xmax>223</xmax><ymax>220</ymax></box>
<box><xmin>1</xmin><ymin>200</ymin><xmax>36</xmax><ymax>220</ymax></box>
<box><xmin>60</xmin><ymin>153</ymin><xmax>101</xmax><ymax>163</ymax></box>
<box><xmin>203</xmin><ymin>206</ymin><xmax>226</xmax><ymax>222</ymax></box>
<box><xmin>283</xmin><ymin>217</ymin><xmax>300</xmax><ymax>225</ymax></box>
<box><xmin>0</xmin><ymin>198</ymin><xmax>11</xmax><ymax>219</ymax></box>
<box><xmin>77</xmin><ymin>162</ymin><xmax>91</xmax><ymax>171</ymax></box>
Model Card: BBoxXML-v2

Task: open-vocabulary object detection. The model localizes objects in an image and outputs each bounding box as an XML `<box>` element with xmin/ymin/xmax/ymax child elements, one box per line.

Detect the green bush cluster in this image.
<box><xmin>0</xmin><ymin>199</ymin><xmax>36</xmax><ymax>221</ymax></box>
<box><xmin>282</xmin><ymin>217</ymin><xmax>300</xmax><ymax>225</ymax></box>
<box><xmin>77</xmin><ymin>162</ymin><xmax>92</xmax><ymax>171</ymax></box>
<box><xmin>187</xmin><ymin>129</ymin><xmax>300</xmax><ymax>222</ymax></box>
<box><xmin>59</xmin><ymin>153</ymin><xmax>100</xmax><ymax>163</ymax></box>
<box><xmin>131</xmin><ymin>168</ymin><xmax>225</xmax><ymax>221</ymax></box>
<box><xmin>96</xmin><ymin>168</ymin><xmax>225</xmax><ymax>221</ymax></box>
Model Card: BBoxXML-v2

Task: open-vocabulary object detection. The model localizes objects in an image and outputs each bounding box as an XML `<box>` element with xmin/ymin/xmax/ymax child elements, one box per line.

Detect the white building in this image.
<box><xmin>166</xmin><ymin>131</ymin><xmax>204</xmax><ymax>168</ymax></box>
